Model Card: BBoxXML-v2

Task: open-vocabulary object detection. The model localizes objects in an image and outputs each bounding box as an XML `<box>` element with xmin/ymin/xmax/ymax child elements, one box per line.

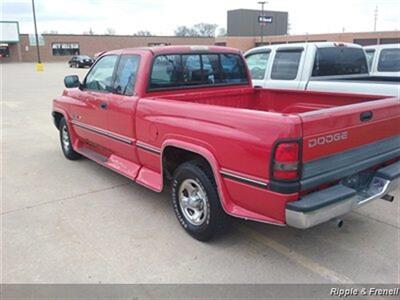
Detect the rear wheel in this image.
<box><xmin>59</xmin><ymin>118</ymin><xmax>81</xmax><ymax>160</ymax></box>
<box><xmin>172</xmin><ymin>161</ymin><xmax>227</xmax><ymax>241</ymax></box>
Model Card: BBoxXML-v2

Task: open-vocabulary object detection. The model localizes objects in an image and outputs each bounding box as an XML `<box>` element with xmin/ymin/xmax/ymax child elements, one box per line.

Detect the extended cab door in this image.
<box><xmin>106</xmin><ymin>54</ymin><xmax>141</xmax><ymax>163</ymax></box>
<box><xmin>70</xmin><ymin>54</ymin><xmax>118</xmax><ymax>149</ymax></box>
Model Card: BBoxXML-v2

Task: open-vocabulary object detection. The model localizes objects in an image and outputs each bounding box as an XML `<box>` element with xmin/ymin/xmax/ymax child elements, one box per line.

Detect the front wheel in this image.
<box><xmin>172</xmin><ymin>161</ymin><xmax>227</xmax><ymax>241</ymax></box>
<box><xmin>59</xmin><ymin>118</ymin><xmax>81</xmax><ymax>160</ymax></box>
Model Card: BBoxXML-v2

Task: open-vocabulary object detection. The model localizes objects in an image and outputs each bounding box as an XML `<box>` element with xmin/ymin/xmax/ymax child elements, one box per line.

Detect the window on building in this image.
<box><xmin>149</xmin><ymin>53</ymin><xmax>247</xmax><ymax>90</ymax></box>
<box><xmin>379</xmin><ymin>38</ymin><xmax>400</xmax><ymax>45</ymax></box>
<box><xmin>271</xmin><ymin>49</ymin><xmax>302</xmax><ymax>80</ymax></box>
<box><xmin>353</xmin><ymin>38</ymin><xmax>378</xmax><ymax>46</ymax></box>
<box><xmin>148</xmin><ymin>42</ymin><xmax>171</xmax><ymax>47</ymax></box>
<box><xmin>312</xmin><ymin>47</ymin><xmax>368</xmax><ymax>77</ymax></box>
<box><xmin>52</xmin><ymin>43</ymin><xmax>80</xmax><ymax>56</ymax></box>
<box><xmin>255</xmin><ymin>42</ymin><xmax>270</xmax><ymax>47</ymax></box>
<box><xmin>365</xmin><ymin>50</ymin><xmax>375</xmax><ymax>70</ymax></box>
<box><xmin>245</xmin><ymin>51</ymin><xmax>270</xmax><ymax>80</ymax></box>
<box><xmin>113</xmin><ymin>55</ymin><xmax>141</xmax><ymax>96</ymax></box>
<box><xmin>0</xmin><ymin>44</ymin><xmax>10</xmax><ymax>58</ymax></box>
<box><xmin>84</xmin><ymin>55</ymin><xmax>118</xmax><ymax>92</ymax></box>
<box><xmin>378</xmin><ymin>49</ymin><xmax>400</xmax><ymax>72</ymax></box>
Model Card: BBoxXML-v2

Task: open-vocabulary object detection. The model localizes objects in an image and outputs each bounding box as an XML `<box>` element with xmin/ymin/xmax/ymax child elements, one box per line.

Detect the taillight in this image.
<box><xmin>272</xmin><ymin>141</ymin><xmax>300</xmax><ymax>181</ymax></box>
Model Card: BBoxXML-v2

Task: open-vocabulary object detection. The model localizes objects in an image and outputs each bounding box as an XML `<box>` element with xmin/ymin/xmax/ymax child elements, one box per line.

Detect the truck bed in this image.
<box><xmin>152</xmin><ymin>87</ymin><xmax>386</xmax><ymax>114</ymax></box>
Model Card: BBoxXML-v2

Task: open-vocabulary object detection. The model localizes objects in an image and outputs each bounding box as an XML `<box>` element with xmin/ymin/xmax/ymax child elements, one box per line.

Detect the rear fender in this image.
<box><xmin>161</xmin><ymin>140</ymin><xmax>234</xmax><ymax>216</ymax></box>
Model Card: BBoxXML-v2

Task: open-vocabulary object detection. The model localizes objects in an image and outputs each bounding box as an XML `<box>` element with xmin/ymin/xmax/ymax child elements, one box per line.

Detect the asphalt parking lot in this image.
<box><xmin>2</xmin><ymin>62</ymin><xmax>399</xmax><ymax>284</ymax></box>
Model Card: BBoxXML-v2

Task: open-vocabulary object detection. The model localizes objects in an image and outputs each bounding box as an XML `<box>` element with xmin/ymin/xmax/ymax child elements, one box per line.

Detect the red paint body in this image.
<box><xmin>53</xmin><ymin>46</ymin><xmax>400</xmax><ymax>225</ymax></box>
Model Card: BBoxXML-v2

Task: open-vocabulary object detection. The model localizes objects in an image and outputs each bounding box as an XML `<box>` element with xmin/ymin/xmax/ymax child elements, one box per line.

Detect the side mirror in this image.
<box><xmin>64</xmin><ymin>75</ymin><xmax>80</xmax><ymax>88</ymax></box>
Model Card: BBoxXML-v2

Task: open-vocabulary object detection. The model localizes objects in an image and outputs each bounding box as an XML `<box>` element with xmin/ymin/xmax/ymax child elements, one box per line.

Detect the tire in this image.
<box><xmin>69</xmin><ymin>63</ymin><xmax>72</xmax><ymax>68</ymax></box>
<box><xmin>172</xmin><ymin>161</ymin><xmax>227</xmax><ymax>241</ymax></box>
<box><xmin>59</xmin><ymin>118</ymin><xmax>81</xmax><ymax>160</ymax></box>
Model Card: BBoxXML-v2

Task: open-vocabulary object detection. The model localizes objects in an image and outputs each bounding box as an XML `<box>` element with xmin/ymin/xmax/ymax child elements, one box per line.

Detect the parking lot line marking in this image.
<box><xmin>2</xmin><ymin>183</ymin><xmax>130</xmax><ymax>216</ymax></box>
<box><xmin>236</xmin><ymin>224</ymin><xmax>354</xmax><ymax>284</ymax></box>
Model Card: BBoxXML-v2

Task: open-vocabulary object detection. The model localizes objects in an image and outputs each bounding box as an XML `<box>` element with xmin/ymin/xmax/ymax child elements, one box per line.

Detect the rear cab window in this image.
<box><xmin>149</xmin><ymin>52</ymin><xmax>248</xmax><ymax>90</ymax></box>
<box><xmin>378</xmin><ymin>48</ymin><xmax>400</xmax><ymax>72</ymax></box>
<box><xmin>312</xmin><ymin>46</ymin><xmax>369</xmax><ymax>77</ymax></box>
<box><xmin>245</xmin><ymin>51</ymin><xmax>270</xmax><ymax>80</ymax></box>
<box><xmin>271</xmin><ymin>49</ymin><xmax>303</xmax><ymax>80</ymax></box>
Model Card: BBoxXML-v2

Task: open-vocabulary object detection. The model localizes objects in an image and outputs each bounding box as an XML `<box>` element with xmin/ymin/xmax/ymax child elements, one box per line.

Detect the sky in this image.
<box><xmin>1</xmin><ymin>0</ymin><xmax>399</xmax><ymax>36</ymax></box>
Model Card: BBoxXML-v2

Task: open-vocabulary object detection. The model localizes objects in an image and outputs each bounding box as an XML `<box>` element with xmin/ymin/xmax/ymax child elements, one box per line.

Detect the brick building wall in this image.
<box><xmin>7</xmin><ymin>34</ymin><xmax>215</xmax><ymax>62</ymax></box>
<box><xmin>216</xmin><ymin>30</ymin><xmax>400</xmax><ymax>51</ymax></box>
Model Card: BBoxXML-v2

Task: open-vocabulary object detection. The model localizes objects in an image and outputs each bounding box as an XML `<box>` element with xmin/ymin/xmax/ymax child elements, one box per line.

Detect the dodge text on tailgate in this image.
<box><xmin>52</xmin><ymin>46</ymin><xmax>400</xmax><ymax>241</ymax></box>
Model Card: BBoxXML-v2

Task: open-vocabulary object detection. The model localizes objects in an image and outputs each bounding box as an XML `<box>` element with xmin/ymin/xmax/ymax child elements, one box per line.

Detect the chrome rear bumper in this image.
<box><xmin>285</xmin><ymin>161</ymin><xmax>400</xmax><ymax>229</ymax></box>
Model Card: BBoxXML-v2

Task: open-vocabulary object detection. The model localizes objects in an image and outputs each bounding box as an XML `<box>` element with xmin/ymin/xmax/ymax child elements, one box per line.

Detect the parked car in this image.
<box><xmin>53</xmin><ymin>46</ymin><xmax>400</xmax><ymax>241</ymax></box>
<box><xmin>244</xmin><ymin>42</ymin><xmax>400</xmax><ymax>96</ymax></box>
<box><xmin>364</xmin><ymin>44</ymin><xmax>400</xmax><ymax>78</ymax></box>
<box><xmin>68</xmin><ymin>55</ymin><xmax>94</xmax><ymax>68</ymax></box>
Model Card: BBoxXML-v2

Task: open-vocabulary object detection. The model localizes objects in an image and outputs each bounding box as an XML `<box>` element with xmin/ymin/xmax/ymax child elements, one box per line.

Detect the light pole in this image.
<box><xmin>31</xmin><ymin>0</ymin><xmax>43</xmax><ymax>70</ymax></box>
<box><xmin>258</xmin><ymin>1</ymin><xmax>267</xmax><ymax>45</ymax></box>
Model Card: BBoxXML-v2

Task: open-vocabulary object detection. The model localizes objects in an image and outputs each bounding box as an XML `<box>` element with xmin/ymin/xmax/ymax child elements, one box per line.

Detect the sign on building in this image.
<box><xmin>0</xmin><ymin>21</ymin><xmax>20</xmax><ymax>43</ymax></box>
<box><xmin>258</xmin><ymin>16</ymin><xmax>273</xmax><ymax>25</ymax></box>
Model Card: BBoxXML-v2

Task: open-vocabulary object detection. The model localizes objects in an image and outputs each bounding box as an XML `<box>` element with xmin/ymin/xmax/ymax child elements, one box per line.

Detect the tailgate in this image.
<box><xmin>299</xmin><ymin>98</ymin><xmax>400</xmax><ymax>190</ymax></box>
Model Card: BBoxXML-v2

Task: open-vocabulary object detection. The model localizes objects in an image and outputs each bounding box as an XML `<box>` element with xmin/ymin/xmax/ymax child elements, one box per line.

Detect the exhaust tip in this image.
<box><xmin>331</xmin><ymin>218</ymin><xmax>344</xmax><ymax>228</ymax></box>
<box><xmin>382</xmin><ymin>194</ymin><xmax>394</xmax><ymax>202</ymax></box>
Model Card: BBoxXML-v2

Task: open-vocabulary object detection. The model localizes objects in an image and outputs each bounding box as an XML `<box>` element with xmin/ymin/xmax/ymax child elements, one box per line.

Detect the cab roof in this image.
<box><xmin>105</xmin><ymin>45</ymin><xmax>242</xmax><ymax>56</ymax></box>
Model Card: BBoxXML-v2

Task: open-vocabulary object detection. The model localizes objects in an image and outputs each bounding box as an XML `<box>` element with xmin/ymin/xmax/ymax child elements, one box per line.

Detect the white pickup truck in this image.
<box><xmin>364</xmin><ymin>44</ymin><xmax>400</xmax><ymax>78</ymax></box>
<box><xmin>244</xmin><ymin>42</ymin><xmax>400</xmax><ymax>96</ymax></box>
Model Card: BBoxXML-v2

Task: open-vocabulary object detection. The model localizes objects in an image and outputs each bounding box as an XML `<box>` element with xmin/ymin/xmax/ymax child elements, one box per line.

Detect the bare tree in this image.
<box><xmin>193</xmin><ymin>23</ymin><xmax>218</xmax><ymax>37</ymax></box>
<box><xmin>175</xmin><ymin>23</ymin><xmax>218</xmax><ymax>37</ymax></box>
<box><xmin>217</xmin><ymin>27</ymin><xmax>227</xmax><ymax>37</ymax></box>
<box><xmin>174</xmin><ymin>26</ymin><xmax>199</xmax><ymax>37</ymax></box>
<box><xmin>133</xmin><ymin>30</ymin><xmax>153</xmax><ymax>36</ymax></box>
<box><xmin>83</xmin><ymin>28</ymin><xmax>95</xmax><ymax>35</ymax></box>
<box><xmin>105</xmin><ymin>27</ymin><xmax>116</xmax><ymax>35</ymax></box>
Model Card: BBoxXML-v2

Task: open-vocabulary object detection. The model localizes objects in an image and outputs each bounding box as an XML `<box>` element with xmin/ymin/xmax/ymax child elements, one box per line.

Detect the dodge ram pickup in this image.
<box><xmin>53</xmin><ymin>46</ymin><xmax>400</xmax><ymax>241</ymax></box>
<box><xmin>245</xmin><ymin>42</ymin><xmax>400</xmax><ymax>96</ymax></box>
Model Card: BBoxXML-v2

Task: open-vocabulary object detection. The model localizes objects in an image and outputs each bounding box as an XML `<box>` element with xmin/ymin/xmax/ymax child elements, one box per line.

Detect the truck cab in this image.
<box><xmin>245</xmin><ymin>42</ymin><xmax>399</xmax><ymax>96</ymax></box>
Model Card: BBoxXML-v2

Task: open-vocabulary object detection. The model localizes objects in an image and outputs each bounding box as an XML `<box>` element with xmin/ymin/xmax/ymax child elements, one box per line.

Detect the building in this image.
<box><xmin>215</xmin><ymin>30</ymin><xmax>400</xmax><ymax>51</ymax></box>
<box><xmin>0</xmin><ymin>32</ymin><xmax>215</xmax><ymax>63</ymax></box>
<box><xmin>227</xmin><ymin>9</ymin><xmax>288</xmax><ymax>37</ymax></box>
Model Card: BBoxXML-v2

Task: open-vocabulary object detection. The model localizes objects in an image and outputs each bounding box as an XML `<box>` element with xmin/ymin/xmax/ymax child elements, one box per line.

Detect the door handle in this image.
<box><xmin>100</xmin><ymin>102</ymin><xmax>108</xmax><ymax>109</ymax></box>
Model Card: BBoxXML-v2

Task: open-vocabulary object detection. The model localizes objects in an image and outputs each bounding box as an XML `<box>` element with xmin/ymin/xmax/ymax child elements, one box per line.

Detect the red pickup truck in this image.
<box><xmin>53</xmin><ymin>46</ymin><xmax>400</xmax><ymax>241</ymax></box>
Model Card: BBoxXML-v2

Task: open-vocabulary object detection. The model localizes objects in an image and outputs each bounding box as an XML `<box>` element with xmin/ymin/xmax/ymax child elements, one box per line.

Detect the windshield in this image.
<box><xmin>79</xmin><ymin>55</ymin><xmax>91</xmax><ymax>59</ymax></box>
<box><xmin>312</xmin><ymin>47</ymin><xmax>369</xmax><ymax>77</ymax></box>
<box><xmin>378</xmin><ymin>48</ymin><xmax>400</xmax><ymax>72</ymax></box>
<box><xmin>245</xmin><ymin>52</ymin><xmax>270</xmax><ymax>80</ymax></box>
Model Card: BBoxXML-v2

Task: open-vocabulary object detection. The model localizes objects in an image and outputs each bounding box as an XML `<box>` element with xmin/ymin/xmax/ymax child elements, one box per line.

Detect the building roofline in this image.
<box><xmin>19</xmin><ymin>33</ymin><xmax>215</xmax><ymax>39</ymax></box>
<box><xmin>227</xmin><ymin>8</ymin><xmax>288</xmax><ymax>14</ymax></box>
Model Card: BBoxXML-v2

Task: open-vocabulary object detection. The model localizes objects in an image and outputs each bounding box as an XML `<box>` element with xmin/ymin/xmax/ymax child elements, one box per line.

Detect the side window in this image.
<box><xmin>271</xmin><ymin>50</ymin><xmax>302</xmax><ymax>80</ymax></box>
<box><xmin>113</xmin><ymin>55</ymin><xmax>140</xmax><ymax>96</ymax></box>
<box><xmin>245</xmin><ymin>52</ymin><xmax>270</xmax><ymax>80</ymax></box>
<box><xmin>182</xmin><ymin>55</ymin><xmax>202</xmax><ymax>85</ymax></box>
<box><xmin>220</xmin><ymin>54</ymin><xmax>248</xmax><ymax>83</ymax></box>
<box><xmin>149</xmin><ymin>55</ymin><xmax>181</xmax><ymax>89</ymax></box>
<box><xmin>201</xmin><ymin>54</ymin><xmax>222</xmax><ymax>84</ymax></box>
<box><xmin>84</xmin><ymin>55</ymin><xmax>118</xmax><ymax>91</ymax></box>
<box><xmin>365</xmin><ymin>50</ymin><xmax>375</xmax><ymax>70</ymax></box>
<box><xmin>378</xmin><ymin>49</ymin><xmax>400</xmax><ymax>72</ymax></box>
